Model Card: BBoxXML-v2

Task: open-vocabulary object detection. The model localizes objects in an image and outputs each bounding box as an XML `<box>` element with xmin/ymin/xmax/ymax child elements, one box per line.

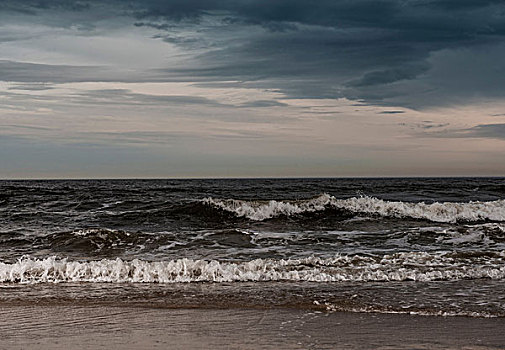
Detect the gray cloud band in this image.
<box><xmin>1</xmin><ymin>0</ymin><xmax>505</xmax><ymax>108</ymax></box>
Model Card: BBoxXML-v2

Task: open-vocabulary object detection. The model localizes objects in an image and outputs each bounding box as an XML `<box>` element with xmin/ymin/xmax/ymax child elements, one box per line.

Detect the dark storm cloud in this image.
<box><xmin>135</xmin><ymin>0</ymin><xmax>505</xmax><ymax>107</ymax></box>
<box><xmin>130</xmin><ymin>0</ymin><xmax>505</xmax><ymax>37</ymax></box>
<box><xmin>2</xmin><ymin>0</ymin><xmax>505</xmax><ymax>108</ymax></box>
<box><xmin>0</xmin><ymin>0</ymin><xmax>91</xmax><ymax>12</ymax></box>
<box><xmin>5</xmin><ymin>0</ymin><xmax>505</xmax><ymax>39</ymax></box>
<box><xmin>347</xmin><ymin>63</ymin><xmax>432</xmax><ymax>88</ymax></box>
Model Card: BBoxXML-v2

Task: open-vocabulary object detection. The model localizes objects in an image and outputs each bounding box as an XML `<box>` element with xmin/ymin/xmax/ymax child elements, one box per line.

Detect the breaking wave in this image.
<box><xmin>203</xmin><ymin>194</ymin><xmax>505</xmax><ymax>223</ymax></box>
<box><xmin>1</xmin><ymin>251</ymin><xmax>504</xmax><ymax>284</ymax></box>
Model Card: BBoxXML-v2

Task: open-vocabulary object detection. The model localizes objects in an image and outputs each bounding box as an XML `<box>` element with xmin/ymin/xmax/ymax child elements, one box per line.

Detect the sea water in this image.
<box><xmin>1</xmin><ymin>178</ymin><xmax>504</xmax><ymax>317</ymax></box>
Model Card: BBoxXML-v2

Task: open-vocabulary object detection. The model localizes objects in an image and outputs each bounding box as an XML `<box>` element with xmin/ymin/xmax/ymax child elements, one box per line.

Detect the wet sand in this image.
<box><xmin>1</xmin><ymin>305</ymin><xmax>505</xmax><ymax>349</ymax></box>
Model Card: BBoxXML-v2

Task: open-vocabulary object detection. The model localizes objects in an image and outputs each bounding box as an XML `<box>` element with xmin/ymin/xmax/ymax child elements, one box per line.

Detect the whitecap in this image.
<box><xmin>203</xmin><ymin>194</ymin><xmax>505</xmax><ymax>223</ymax></box>
<box><xmin>1</xmin><ymin>251</ymin><xmax>504</xmax><ymax>284</ymax></box>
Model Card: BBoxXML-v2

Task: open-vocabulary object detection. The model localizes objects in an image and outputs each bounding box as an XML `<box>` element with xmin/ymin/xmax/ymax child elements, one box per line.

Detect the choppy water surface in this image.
<box><xmin>1</xmin><ymin>178</ymin><xmax>505</xmax><ymax>316</ymax></box>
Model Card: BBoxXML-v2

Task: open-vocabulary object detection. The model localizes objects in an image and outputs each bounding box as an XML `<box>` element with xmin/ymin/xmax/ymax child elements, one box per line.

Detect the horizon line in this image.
<box><xmin>1</xmin><ymin>175</ymin><xmax>504</xmax><ymax>181</ymax></box>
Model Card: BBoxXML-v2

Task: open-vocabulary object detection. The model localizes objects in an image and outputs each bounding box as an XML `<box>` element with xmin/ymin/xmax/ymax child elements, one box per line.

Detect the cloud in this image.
<box><xmin>73</xmin><ymin>130</ymin><xmax>189</xmax><ymax>146</ymax></box>
<box><xmin>134</xmin><ymin>1</ymin><xmax>505</xmax><ymax>107</ymax></box>
<box><xmin>239</xmin><ymin>100</ymin><xmax>288</xmax><ymax>108</ymax></box>
<box><xmin>443</xmin><ymin>124</ymin><xmax>505</xmax><ymax>140</ymax></box>
<box><xmin>71</xmin><ymin>89</ymin><xmax>226</xmax><ymax>107</ymax></box>
<box><xmin>2</xmin><ymin>124</ymin><xmax>54</xmax><ymax>131</ymax></box>
<box><xmin>0</xmin><ymin>60</ymin><xmax>107</xmax><ymax>83</ymax></box>
<box><xmin>378</xmin><ymin>110</ymin><xmax>405</xmax><ymax>114</ymax></box>
<box><xmin>0</xmin><ymin>1</ymin><xmax>91</xmax><ymax>12</ymax></box>
<box><xmin>1</xmin><ymin>1</ymin><xmax>505</xmax><ymax>109</ymax></box>
<box><xmin>7</xmin><ymin>83</ymin><xmax>55</xmax><ymax>91</ymax></box>
<box><xmin>347</xmin><ymin>63</ymin><xmax>431</xmax><ymax>88</ymax></box>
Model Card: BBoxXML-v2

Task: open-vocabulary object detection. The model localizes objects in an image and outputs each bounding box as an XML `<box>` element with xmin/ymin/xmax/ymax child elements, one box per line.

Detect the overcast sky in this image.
<box><xmin>1</xmin><ymin>0</ymin><xmax>505</xmax><ymax>178</ymax></box>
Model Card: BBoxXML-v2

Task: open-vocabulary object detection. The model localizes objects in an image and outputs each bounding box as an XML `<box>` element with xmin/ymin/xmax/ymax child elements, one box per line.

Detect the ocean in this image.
<box><xmin>1</xmin><ymin>177</ymin><xmax>505</xmax><ymax>318</ymax></box>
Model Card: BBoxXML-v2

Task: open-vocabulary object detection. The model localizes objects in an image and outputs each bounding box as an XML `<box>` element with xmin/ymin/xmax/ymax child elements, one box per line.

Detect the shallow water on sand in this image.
<box><xmin>1</xmin><ymin>306</ymin><xmax>505</xmax><ymax>350</ymax></box>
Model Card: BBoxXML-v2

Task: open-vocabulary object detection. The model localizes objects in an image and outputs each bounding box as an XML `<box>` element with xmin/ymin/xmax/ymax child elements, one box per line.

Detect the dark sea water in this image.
<box><xmin>1</xmin><ymin>178</ymin><xmax>505</xmax><ymax>317</ymax></box>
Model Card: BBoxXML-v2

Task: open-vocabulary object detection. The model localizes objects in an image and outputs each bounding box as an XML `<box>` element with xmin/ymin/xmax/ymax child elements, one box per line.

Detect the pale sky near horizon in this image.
<box><xmin>1</xmin><ymin>0</ymin><xmax>505</xmax><ymax>178</ymax></box>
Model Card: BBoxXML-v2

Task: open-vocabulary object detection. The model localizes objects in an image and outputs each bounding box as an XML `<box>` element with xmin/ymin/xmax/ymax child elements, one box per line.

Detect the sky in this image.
<box><xmin>1</xmin><ymin>0</ymin><xmax>505</xmax><ymax>178</ymax></box>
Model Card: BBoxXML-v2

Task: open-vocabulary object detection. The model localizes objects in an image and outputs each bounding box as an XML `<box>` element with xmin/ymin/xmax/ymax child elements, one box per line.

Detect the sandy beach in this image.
<box><xmin>1</xmin><ymin>305</ymin><xmax>505</xmax><ymax>349</ymax></box>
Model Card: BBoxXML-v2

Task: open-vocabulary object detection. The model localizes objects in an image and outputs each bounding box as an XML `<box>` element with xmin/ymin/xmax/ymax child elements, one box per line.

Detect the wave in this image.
<box><xmin>47</xmin><ymin>228</ymin><xmax>146</xmax><ymax>253</ymax></box>
<box><xmin>2</xmin><ymin>251</ymin><xmax>504</xmax><ymax>284</ymax></box>
<box><xmin>203</xmin><ymin>194</ymin><xmax>505</xmax><ymax>223</ymax></box>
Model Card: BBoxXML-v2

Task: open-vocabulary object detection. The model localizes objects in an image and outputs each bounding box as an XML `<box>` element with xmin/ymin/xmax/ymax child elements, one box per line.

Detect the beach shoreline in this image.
<box><xmin>2</xmin><ymin>304</ymin><xmax>505</xmax><ymax>349</ymax></box>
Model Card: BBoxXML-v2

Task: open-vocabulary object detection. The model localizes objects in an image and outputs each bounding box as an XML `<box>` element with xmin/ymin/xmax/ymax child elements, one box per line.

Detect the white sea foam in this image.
<box><xmin>203</xmin><ymin>194</ymin><xmax>505</xmax><ymax>223</ymax></box>
<box><xmin>203</xmin><ymin>194</ymin><xmax>333</xmax><ymax>221</ymax></box>
<box><xmin>435</xmin><ymin>223</ymin><xmax>505</xmax><ymax>246</ymax></box>
<box><xmin>317</xmin><ymin>301</ymin><xmax>499</xmax><ymax>318</ymax></box>
<box><xmin>1</xmin><ymin>252</ymin><xmax>504</xmax><ymax>284</ymax></box>
<box><xmin>71</xmin><ymin>228</ymin><xmax>129</xmax><ymax>237</ymax></box>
